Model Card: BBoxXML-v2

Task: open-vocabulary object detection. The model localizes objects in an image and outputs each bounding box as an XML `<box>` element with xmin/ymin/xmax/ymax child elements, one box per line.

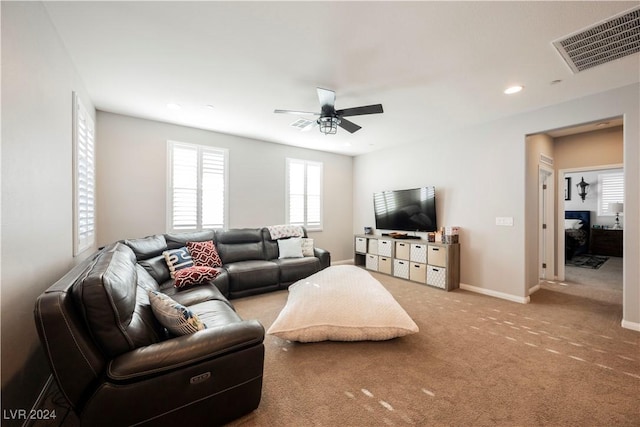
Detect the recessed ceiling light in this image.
<box><xmin>205</xmin><ymin>104</ymin><xmax>215</xmax><ymax>110</ymax></box>
<box><xmin>550</xmin><ymin>79</ymin><xmax>563</xmax><ymax>85</ymax></box>
<box><xmin>504</xmin><ymin>85</ymin><xmax>524</xmax><ymax>95</ymax></box>
<box><xmin>166</xmin><ymin>103</ymin><xmax>182</xmax><ymax>110</ymax></box>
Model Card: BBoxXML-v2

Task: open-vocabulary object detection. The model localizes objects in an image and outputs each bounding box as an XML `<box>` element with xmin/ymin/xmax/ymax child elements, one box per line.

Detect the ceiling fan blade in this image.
<box><xmin>336</xmin><ymin>104</ymin><xmax>384</xmax><ymax>117</ymax></box>
<box><xmin>317</xmin><ymin>87</ymin><xmax>336</xmax><ymax>108</ymax></box>
<box><xmin>274</xmin><ymin>109</ymin><xmax>320</xmax><ymax>116</ymax></box>
<box><xmin>338</xmin><ymin>118</ymin><xmax>362</xmax><ymax>133</ymax></box>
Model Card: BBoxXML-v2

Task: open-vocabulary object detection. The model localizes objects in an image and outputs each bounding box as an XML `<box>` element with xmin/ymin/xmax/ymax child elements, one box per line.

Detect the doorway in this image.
<box><xmin>532</xmin><ymin>117</ymin><xmax>624</xmax><ymax>300</ymax></box>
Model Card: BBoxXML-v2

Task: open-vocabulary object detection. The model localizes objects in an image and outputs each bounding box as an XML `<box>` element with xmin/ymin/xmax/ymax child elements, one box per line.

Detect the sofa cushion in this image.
<box><xmin>174</xmin><ymin>266</ymin><xmax>221</xmax><ymax>289</ymax></box>
<box><xmin>138</xmin><ymin>254</ymin><xmax>171</xmax><ymax>284</ymax></box>
<box><xmin>273</xmin><ymin>257</ymin><xmax>321</xmax><ymax>285</ymax></box>
<box><xmin>159</xmin><ymin>271</ymin><xmax>231</xmax><ymax>307</ymax></box>
<box><xmin>225</xmin><ymin>260</ymin><xmax>279</xmax><ymax>292</ymax></box>
<box><xmin>187</xmin><ymin>240</ymin><xmax>222</xmax><ymax>267</ymax></box>
<box><xmin>73</xmin><ymin>243</ymin><xmax>164</xmax><ymax>357</ymax></box>
<box><xmin>163</xmin><ymin>247</ymin><xmax>193</xmax><ymax>278</ymax></box>
<box><xmin>215</xmin><ymin>228</ymin><xmax>266</xmax><ymax>263</ymax></box>
<box><xmin>189</xmin><ymin>300</ymin><xmax>243</xmax><ymax>329</ymax></box>
<box><xmin>148</xmin><ymin>291</ymin><xmax>207</xmax><ymax>335</ymax></box>
<box><xmin>124</xmin><ymin>234</ymin><xmax>167</xmax><ymax>261</ymax></box>
<box><xmin>165</xmin><ymin>230</ymin><xmax>215</xmax><ymax>250</ymax></box>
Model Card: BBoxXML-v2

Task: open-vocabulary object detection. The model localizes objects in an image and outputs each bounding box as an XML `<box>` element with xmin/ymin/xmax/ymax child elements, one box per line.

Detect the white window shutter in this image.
<box><xmin>286</xmin><ymin>158</ymin><xmax>322</xmax><ymax>230</ymax></box>
<box><xmin>598</xmin><ymin>172</ymin><xmax>624</xmax><ymax>215</ymax></box>
<box><xmin>168</xmin><ymin>141</ymin><xmax>227</xmax><ymax>231</ymax></box>
<box><xmin>73</xmin><ymin>93</ymin><xmax>95</xmax><ymax>255</ymax></box>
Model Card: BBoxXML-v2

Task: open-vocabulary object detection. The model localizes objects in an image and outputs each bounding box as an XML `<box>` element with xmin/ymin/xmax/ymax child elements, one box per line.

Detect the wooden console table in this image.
<box><xmin>590</xmin><ymin>228</ymin><xmax>623</xmax><ymax>257</ymax></box>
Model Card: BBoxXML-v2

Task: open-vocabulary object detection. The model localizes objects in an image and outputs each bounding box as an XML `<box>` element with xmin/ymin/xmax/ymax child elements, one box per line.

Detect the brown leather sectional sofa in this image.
<box><xmin>34</xmin><ymin>227</ymin><xmax>329</xmax><ymax>426</ymax></box>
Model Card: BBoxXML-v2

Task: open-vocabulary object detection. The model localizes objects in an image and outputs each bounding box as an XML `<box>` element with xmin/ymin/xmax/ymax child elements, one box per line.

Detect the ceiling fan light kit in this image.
<box><xmin>275</xmin><ymin>87</ymin><xmax>383</xmax><ymax>135</ymax></box>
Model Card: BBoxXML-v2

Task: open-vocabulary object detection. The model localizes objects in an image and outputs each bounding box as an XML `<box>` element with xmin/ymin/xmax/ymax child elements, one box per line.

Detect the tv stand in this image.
<box><xmin>354</xmin><ymin>234</ymin><xmax>460</xmax><ymax>291</ymax></box>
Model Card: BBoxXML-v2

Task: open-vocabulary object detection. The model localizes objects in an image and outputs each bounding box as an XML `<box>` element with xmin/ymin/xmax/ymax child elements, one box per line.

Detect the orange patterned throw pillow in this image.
<box><xmin>174</xmin><ymin>266</ymin><xmax>220</xmax><ymax>289</ymax></box>
<box><xmin>186</xmin><ymin>240</ymin><xmax>222</xmax><ymax>267</ymax></box>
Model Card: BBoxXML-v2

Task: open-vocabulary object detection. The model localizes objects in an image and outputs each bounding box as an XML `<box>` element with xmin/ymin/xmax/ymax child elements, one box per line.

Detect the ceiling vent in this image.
<box><xmin>552</xmin><ymin>6</ymin><xmax>640</xmax><ymax>73</ymax></box>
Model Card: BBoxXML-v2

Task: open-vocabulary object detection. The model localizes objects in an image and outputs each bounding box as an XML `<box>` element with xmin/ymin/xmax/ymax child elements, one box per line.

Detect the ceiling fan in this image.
<box><xmin>274</xmin><ymin>87</ymin><xmax>383</xmax><ymax>135</ymax></box>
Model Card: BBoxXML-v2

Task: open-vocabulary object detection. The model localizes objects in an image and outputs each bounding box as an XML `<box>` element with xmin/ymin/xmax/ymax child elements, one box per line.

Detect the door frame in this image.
<box><xmin>538</xmin><ymin>165</ymin><xmax>554</xmax><ymax>281</ymax></box>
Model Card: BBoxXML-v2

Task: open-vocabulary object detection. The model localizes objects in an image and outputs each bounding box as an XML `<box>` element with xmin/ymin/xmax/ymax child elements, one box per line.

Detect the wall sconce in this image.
<box><xmin>576</xmin><ymin>177</ymin><xmax>590</xmax><ymax>202</ymax></box>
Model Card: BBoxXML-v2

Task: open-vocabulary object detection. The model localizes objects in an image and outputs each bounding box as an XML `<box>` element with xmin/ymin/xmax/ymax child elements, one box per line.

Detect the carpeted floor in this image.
<box><xmin>226</xmin><ymin>270</ymin><xmax>638</xmax><ymax>427</ymax></box>
<box><xmin>33</xmin><ymin>263</ymin><xmax>639</xmax><ymax>426</ymax></box>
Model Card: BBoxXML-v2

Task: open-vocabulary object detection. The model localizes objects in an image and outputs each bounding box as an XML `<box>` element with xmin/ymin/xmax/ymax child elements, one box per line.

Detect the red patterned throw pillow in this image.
<box><xmin>186</xmin><ymin>240</ymin><xmax>222</xmax><ymax>267</ymax></box>
<box><xmin>174</xmin><ymin>266</ymin><xmax>220</xmax><ymax>289</ymax></box>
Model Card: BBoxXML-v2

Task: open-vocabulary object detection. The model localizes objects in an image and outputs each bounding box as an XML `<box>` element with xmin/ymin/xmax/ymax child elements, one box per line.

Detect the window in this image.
<box><xmin>598</xmin><ymin>171</ymin><xmax>624</xmax><ymax>215</ymax></box>
<box><xmin>286</xmin><ymin>158</ymin><xmax>323</xmax><ymax>230</ymax></box>
<box><xmin>73</xmin><ymin>93</ymin><xmax>95</xmax><ymax>255</ymax></box>
<box><xmin>168</xmin><ymin>141</ymin><xmax>228</xmax><ymax>231</ymax></box>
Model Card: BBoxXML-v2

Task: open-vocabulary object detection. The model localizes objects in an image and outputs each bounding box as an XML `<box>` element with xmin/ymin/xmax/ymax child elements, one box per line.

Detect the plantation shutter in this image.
<box><xmin>598</xmin><ymin>172</ymin><xmax>624</xmax><ymax>215</ymax></box>
<box><xmin>73</xmin><ymin>93</ymin><xmax>95</xmax><ymax>255</ymax></box>
<box><xmin>169</xmin><ymin>141</ymin><xmax>227</xmax><ymax>231</ymax></box>
<box><xmin>286</xmin><ymin>158</ymin><xmax>322</xmax><ymax>230</ymax></box>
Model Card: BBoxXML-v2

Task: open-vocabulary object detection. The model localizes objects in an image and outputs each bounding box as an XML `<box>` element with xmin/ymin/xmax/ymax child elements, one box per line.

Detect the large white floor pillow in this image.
<box><xmin>267</xmin><ymin>265</ymin><xmax>419</xmax><ymax>342</ymax></box>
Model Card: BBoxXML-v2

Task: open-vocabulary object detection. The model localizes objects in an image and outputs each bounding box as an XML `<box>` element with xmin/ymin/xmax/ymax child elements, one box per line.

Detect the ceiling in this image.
<box><xmin>43</xmin><ymin>1</ymin><xmax>640</xmax><ymax>156</ymax></box>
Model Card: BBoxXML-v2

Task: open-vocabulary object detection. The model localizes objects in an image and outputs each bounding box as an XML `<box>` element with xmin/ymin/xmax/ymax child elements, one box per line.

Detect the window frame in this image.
<box><xmin>167</xmin><ymin>140</ymin><xmax>229</xmax><ymax>232</ymax></box>
<box><xmin>72</xmin><ymin>92</ymin><xmax>96</xmax><ymax>256</ymax></box>
<box><xmin>285</xmin><ymin>158</ymin><xmax>323</xmax><ymax>231</ymax></box>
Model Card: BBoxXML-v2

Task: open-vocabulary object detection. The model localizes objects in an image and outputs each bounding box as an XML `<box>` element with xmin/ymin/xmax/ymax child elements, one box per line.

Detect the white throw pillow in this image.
<box><xmin>267</xmin><ymin>265</ymin><xmax>419</xmax><ymax>342</ymax></box>
<box><xmin>278</xmin><ymin>237</ymin><xmax>303</xmax><ymax>259</ymax></box>
<box><xmin>148</xmin><ymin>290</ymin><xmax>206</xmax><ymax>335</ymax></box>
<box><xmin>301</xmin><ymin>238</ymin><xmax>314</xmax><ymax>257</ymax></box>
<box><xmin>564</xmin><ymin>219</ymin><xmax>583</xmax><ymax>230</ymax></box>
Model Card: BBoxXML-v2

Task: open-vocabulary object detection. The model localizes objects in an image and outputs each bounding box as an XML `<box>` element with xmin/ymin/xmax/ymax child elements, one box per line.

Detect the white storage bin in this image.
<box><xmin>427</xmin><ymin>265</ymin><xmax>446</xmax><ymax>289</ymax></box>
<box><xmin>410</xmin><ymin>244</ymin><xmax>427</xmax><ymax>263</ymax></box>
<box><xmin>355</xmin><ymin>237</ymin><xmax>367</xmax><ymax>253</ymax></box>
<box><xmin>378</xmin><ymin>239</ymin><xmax>393</xmax><ymax>257</ymax></box>
<box><xmin>393</xmin><ymin>259</ymin><xmax>409</xmax><ymax>279</ymax></box>
<box><xmin>366</xmin><ymin>254</ymin><xmax>379</xmax><ymax>271</ymax></box>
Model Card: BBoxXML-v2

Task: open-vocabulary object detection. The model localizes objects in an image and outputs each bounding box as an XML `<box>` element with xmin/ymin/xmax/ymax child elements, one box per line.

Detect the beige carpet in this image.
<box><xmin>33</xmin><ymin>265</ymin><xmax>639</xmax><ymax>426</ymax></box>
<box><xmin>228</xmin><ymin>269</ymin><xmax>639</xmax><ymax>427</ymax></box>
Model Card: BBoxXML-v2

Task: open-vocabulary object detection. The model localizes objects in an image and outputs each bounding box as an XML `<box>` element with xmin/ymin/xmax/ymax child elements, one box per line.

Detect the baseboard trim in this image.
<box><xmin>529</xmin><ymin>284</ymin><xmax>541</xmax><ymax>295</ymax></box>
<box><xmin>460</xmin><ymin>283</ymin><xmax>530</xmax><ymax>304</ymax></box>
<box><xmin>621</xmin><ymin>319</ymin><xmax>640</xmax><ymax>332</ymax></box>
<box><xmin>332</xmin><ymin>259</ymin><xmax>355</xmax><ymax>266</ymax></box>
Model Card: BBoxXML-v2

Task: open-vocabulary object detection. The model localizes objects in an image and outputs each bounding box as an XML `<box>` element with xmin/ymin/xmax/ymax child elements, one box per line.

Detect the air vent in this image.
<box><xmin>290</xmin><ymin>118</ymin><xmax>316</xmax><ymax>131</ymax></box>
<box><xmin>553</xmin><ymin>6</ymin><xmax>640</xmax><ymax>73</ymax></box>
<box><xmin>540</xmin><ymin>154</ymin><xmax>554</xmax><ymax>166</ymax></box>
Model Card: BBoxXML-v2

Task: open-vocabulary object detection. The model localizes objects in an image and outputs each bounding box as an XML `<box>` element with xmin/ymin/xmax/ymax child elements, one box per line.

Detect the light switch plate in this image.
<box><xmin>496</xmin><ymin>217</ymin><xmax>514</xmax><ymax>226</ymax></box>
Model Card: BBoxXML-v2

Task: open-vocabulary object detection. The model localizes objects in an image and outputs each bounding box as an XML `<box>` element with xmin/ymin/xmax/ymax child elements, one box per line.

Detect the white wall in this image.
<box><xmin>1</xmin><ymin>1</ymin><xmax>96</xmax><ymax>418</ymax></box>
<box><xmin>96</xmin><ymin>112</ymin><xmax>354</xmax><ymax>261</ymax></box>
<box><xmin>353</xmin><ymin>83</ymin><xmax>640</xmax><ymax>329</ymax></box>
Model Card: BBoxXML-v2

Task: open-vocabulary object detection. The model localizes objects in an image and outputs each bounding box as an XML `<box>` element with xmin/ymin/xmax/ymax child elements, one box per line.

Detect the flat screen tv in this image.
<box><xmin>373</xmin><ymin>187</ymin><xmax>437</xmax><ymax>232</ymax></box>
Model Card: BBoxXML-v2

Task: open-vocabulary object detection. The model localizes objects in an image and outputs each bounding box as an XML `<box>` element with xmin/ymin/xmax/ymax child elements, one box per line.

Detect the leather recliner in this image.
<box><xmin>34</xmin><ymin>242</ymin><xmax>265</xmax><ymax>426</ymax></box>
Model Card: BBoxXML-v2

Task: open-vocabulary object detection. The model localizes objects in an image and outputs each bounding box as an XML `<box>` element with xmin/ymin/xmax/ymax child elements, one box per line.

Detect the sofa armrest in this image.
<box><xmin>314</xmin><ymin>247</ymin><xmax>331</xmax><ymax>269</ymax></box>
<box><xmin>107</xmin><ymin>319</ymin><xmax>264</xmax><ymax>381</ymax></box>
